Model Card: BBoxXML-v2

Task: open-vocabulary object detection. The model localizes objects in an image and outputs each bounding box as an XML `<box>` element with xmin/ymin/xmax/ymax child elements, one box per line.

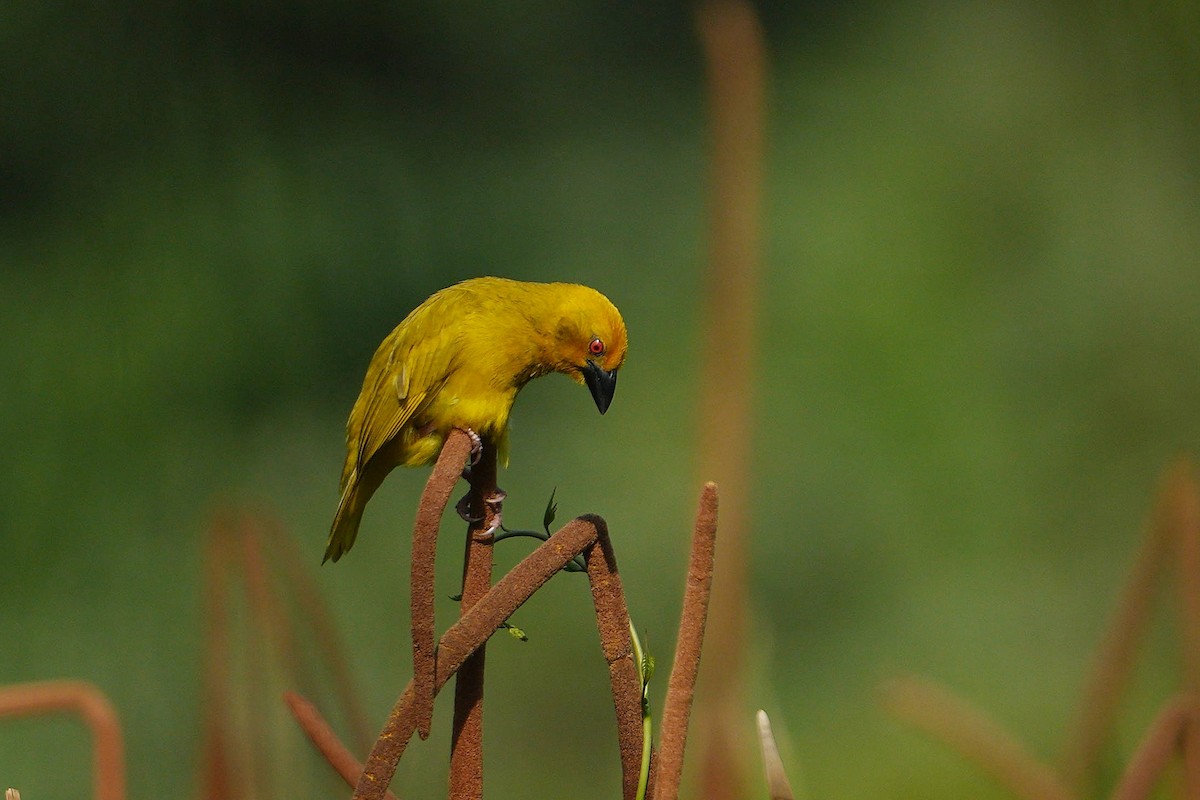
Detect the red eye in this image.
<box><xmin>588</xmin><ymin>337</ymin><xmax>605</xmax><ymax>356</ymax></box>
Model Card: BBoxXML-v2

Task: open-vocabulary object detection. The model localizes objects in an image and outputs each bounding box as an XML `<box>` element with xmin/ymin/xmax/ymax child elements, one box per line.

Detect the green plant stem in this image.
<box><xmin>630</xmin><ymin>622</ymin><xmax>654</xmax><ymax>800</ymax></box>
<box><xmin>493</xmin><ymin>528</ymin><xmax>586</xmax><ymax>572</ymax></box>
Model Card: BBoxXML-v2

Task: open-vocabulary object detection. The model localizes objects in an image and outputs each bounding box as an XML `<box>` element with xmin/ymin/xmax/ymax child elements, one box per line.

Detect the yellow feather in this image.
<box><xmin>324</xmin><ymin>277</ymin><xmax>627</xmax><ymax>562</ymax></box>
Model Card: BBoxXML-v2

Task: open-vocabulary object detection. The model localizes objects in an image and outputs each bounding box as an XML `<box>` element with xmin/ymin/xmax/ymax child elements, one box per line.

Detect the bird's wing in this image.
<box><xmin>350</xmin><ymin>318</ymin><xmax>459</xmax><ymax>477</ymax></box>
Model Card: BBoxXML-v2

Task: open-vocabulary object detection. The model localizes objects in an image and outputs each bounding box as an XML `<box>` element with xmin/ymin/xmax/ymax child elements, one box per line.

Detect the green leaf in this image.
<box><xmin>542</xmin><ymin>487</ymin><xmax>558</xmax><ymax>532</ymax></box>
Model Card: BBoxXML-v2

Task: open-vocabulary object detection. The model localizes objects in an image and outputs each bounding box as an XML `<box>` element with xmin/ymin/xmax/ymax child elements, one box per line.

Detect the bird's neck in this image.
<box><xmin>492</xmin><ymin>314</ymin><xmax>558</xmax><ymax>390</ymax></box>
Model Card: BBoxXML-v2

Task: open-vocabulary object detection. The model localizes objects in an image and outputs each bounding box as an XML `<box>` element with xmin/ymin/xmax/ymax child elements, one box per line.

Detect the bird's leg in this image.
<box><xmin>460</xmin><ymin>428</ymin><xmax>484</xmax><ymax>470</ymax></box>
<box><xmin>456</xmin><ymin>427</ymin><xmax>488</xmax><ymax>520</ymax></box>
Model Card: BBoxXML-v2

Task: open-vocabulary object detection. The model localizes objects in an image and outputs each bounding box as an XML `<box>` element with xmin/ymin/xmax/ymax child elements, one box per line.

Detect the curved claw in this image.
<box><xmin>456</xmin><ymin>494</ymin><xmax>483</xmax><ymax>523</ymax></box>
<box><xmin>475</xmin><ymin>516</ymin><xmax>501</xmax><ymax>541</ymax></box>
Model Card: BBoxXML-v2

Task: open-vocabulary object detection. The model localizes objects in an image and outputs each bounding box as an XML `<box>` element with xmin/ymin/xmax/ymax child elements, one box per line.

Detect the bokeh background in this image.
<box><xmin>4</xmin><ymin>2</ymin><xmax>1200</xmax><ymax>798</ymax></box>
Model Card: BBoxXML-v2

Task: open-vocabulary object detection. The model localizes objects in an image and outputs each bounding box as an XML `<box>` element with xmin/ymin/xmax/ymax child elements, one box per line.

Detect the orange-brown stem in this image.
<box><xmin>883</xmin><ymin>676</ymin><xmax>1074</xmax><ymax>800</ymax></box>
<box><xmin>1168</xmin><ymin>461</ymin><xmax>1200</xmax><ymax>691</ymax></box>
<box><xmin>693</xmin><ymin>0</ymin><xmax>766</xmax><ymax>796</ymax></box>
<box><xmin>284</xmin><ymin>692</ymin><xmax>401</xmax><ymax>800</ymax></box>
<box><xmin>1061</xmin><ymin>466</ymin><xmax>1178</xmax><ymax>791</ymax></box>
<box><xmin>267</xmin><ymin>517</ymin><xmax>375</xmax><ymax>753</ymax></box>
<box><xmin>583</xmin><ymin>518</ymin><xmax>644</xmax><ymax>800</ymax></box>
<box><xmin>411</xmin><ymin>428</ymin><xmax>474</xmax><ymax>740</ymax></box>
<box><xmin>449</xmin><ymin>438</ymin><xmax>498</xmax><ymax>799</ymax></box>
<box><xmin>238</xmin><ymin>518</ymin><xmax>292</xmax><ymax>799</ymax></box>
<box><xmin>654</xmin><ymin>482</ymin><xmax>719</xmax><ymax>800</ymax></box>
<box><xmin>0</xmin><ymin>681</ymin><xmax>125</xmax><ymax>800</ymax></box>
<box><xmin>1165</xmin><ymin>460</ymin><xmax>1200</xmax><ymax>799</ymax></box>
<box><xmin>1109</xmin><ymin>694</ymin><xmax>1198</xmax><ymax>800</ymax></box>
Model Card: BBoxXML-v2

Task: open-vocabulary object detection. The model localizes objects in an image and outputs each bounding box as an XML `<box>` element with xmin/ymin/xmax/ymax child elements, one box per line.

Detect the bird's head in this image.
<box><xmin>550</xmin><ymin>285</ymin><xmax>628</xmax><ymax>415</ymax></box>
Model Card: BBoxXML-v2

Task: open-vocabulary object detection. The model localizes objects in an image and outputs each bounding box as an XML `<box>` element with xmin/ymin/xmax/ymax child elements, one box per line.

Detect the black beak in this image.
<box><xmin>582</xmin><ymin>360</ymin><xmax>618</xmax><ymax>415</ymax></box>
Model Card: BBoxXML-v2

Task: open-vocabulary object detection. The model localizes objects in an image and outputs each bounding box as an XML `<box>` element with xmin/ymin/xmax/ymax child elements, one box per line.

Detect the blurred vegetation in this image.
<box><xmin>3</xmin><ymin>2</ymin><xmax>1200</xmax><ymax>798</ymax></box>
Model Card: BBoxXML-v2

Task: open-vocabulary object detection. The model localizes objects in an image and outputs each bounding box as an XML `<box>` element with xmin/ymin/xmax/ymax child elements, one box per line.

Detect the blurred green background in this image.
<box><xmin>4</xmin><ymin>1</ymin><xmax>1200</xmax><ymax>798</ymax></box>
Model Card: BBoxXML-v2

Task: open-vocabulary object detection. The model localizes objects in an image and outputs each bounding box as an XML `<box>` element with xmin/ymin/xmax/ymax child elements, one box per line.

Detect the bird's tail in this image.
<box><xmin>324</xmin><ymin>478</ymin><xmax>367</xmax><ymax>563</ymax></box>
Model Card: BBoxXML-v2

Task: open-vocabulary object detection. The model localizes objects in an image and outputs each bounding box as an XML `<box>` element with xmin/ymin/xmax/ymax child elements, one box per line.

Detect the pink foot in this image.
<box><xmin>458</xmin><ymin>487</ymin><xmax>507</xmax><ymax>537</ymax></box>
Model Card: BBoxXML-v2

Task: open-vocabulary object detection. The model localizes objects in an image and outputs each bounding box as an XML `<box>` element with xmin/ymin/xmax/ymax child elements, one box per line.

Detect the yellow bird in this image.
<box><xmin>324</xmin><ymin>277</ymin><xmax>627</xmax><ymax>563</ymax></box>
